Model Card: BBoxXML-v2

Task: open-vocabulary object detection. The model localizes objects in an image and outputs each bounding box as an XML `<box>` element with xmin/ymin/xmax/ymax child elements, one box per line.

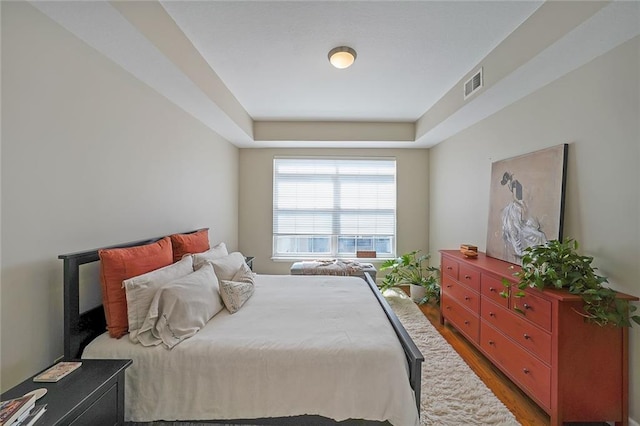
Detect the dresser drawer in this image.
<box><xmin>481</xmin><ymin>322</ymin><xmax>551</xmax><ymax>409</ymax></box>
<box><xmin>458</xmin><ymin>264</ymin><xmax>480</xmax><ymax>292</ymax></box>
<box><xmin>441</xmin><ymin>256</ymin><xmax>459</xmax><ymax>280</ymax></box>
<box><xmin>481</xmin><ymin>274</ymin><xmax>509</xmax><ymax>308</ymax></box>
<box><xmin>481</xmin><ymin>298</ymin><xmax>551</xmax><ymax>364</ymax></box>
<box><xmin>511</xmin><ymin>289</ymin><xmax>552</xmax><ymax>331</ymax></box>
<box><xmin>442</xmin><ymin>275</ymin><xmax>480</xmax><ymax>314</ymax></box>
<box><xmin>442</xmin><ymin>296</ymin><xmax>480</xmax><ymax>344</ymax></box>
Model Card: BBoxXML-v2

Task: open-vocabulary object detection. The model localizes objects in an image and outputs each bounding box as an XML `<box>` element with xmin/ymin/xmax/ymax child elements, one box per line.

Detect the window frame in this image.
<box><xmin>272</xmin><ymin>156</ymin><xmax>397</xmax><ymax>260</ymax></box>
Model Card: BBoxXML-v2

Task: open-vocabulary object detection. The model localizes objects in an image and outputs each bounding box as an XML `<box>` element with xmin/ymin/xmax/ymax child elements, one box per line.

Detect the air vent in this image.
<box><xmin>464</xmin><ymin>68</ymin><xmax>483</xmax><ymax>100</ymax></box>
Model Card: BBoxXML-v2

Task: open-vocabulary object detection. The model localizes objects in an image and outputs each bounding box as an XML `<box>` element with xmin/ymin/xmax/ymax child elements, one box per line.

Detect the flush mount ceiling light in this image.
<box><xmin>328</xmin><ymin>46</ymin><xmax>357</xmax><ymax>69</ymax></box>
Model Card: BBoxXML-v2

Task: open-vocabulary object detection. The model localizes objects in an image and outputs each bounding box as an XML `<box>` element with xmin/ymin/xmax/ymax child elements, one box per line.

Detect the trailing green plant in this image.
<box><xmin>501</xmin><ymin>239</ymin><xmax>640</xmax><ymax>327</ymax></box>
<box><xmin>380</xmin><ymin>250</ymin><xmax>440</xmax><ymax>305</ymax></box>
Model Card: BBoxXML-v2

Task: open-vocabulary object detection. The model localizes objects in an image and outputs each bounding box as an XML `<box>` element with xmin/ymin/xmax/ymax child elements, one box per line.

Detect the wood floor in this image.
<box><xmin>410</xmin><ymin>290</ymin><xmax>610</xmax><ymax>426</ymax></box>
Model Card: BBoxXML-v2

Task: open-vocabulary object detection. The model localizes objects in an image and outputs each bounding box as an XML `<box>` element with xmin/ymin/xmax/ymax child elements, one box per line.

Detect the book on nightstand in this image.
<box><xmin>0</xmin><ymin>394</ymin><xmax>35</xmax><ymax>426</ymax></box>
<box><xmin>17</xmin><ymin>404</ymin><xmax>46</xmax><ymax>426</ymax></box>
<box><xmin>33</xmin><ymin>361</ymin><xmax>82</xmax><ymax>383</ymax></box>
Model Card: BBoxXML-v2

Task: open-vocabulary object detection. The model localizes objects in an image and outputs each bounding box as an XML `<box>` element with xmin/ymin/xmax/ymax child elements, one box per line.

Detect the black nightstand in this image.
<box><xmin>1</xmin><ymin>359</ymin><xmax>131</xmax><ymax>425</ymax></box>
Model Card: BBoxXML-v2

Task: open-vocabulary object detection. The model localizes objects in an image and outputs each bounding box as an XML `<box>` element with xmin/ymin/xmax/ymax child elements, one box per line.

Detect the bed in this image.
<box><xmin>59</xmin><ymin>230</ymin><xmax>423</xmax><ymax>425</ymax></box>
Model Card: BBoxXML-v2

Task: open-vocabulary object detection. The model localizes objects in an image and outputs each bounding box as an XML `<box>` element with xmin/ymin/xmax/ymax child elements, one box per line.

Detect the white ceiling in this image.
<box><xmin>31</xmin><ymin>1</ymin><xmax>640</xmax><ymax>148</ymax></box>
<box><xmin>161</xmin><ymin>1</ymin><xmax>541</xmax><ymax>121</ymax></box>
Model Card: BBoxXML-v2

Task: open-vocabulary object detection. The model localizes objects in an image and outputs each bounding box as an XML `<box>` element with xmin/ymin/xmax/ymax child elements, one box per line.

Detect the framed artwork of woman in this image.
<box><xmin>486</xmin><ymin>144</ymin><xmax>568</xmax><ymax>265</ymax></box>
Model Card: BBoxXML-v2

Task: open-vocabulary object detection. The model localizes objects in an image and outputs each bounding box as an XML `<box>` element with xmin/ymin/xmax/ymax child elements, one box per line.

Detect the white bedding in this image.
<box><xmin>83</xmin><ymin>274</ymin><xmax>419</xmax><ymax>425</ymax></box>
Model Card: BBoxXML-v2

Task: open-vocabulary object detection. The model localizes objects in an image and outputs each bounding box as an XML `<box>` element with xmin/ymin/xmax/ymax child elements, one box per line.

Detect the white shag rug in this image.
<box><xmin>383</xmin><ymin>288</ymin><xmax>520</xmax><ymax>426</ymax></box>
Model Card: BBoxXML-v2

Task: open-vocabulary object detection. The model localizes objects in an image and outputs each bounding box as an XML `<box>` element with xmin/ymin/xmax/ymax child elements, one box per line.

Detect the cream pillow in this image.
<box><xmin>192</xmin><ymin>242</ymin><xmax>228</xmax><ymax>270</ymax></box>
<box><xmin>210</xmin><ymin>252</ymin><xmax>246</xmax><ymax>281</ymax></box>
<box><xmin>123</xmin><ymin>256</ymin><xmax>194</xmax><ymax>343</ymax></box>
<box><xmin>219</xmin><ymin>263</ymin><xmax>255</xmax><ymax>314</ymax></box>
<box><xmin>137</xmin><ymin>263</ymin><xmax>224</xmax><ymax>349</ymax></box>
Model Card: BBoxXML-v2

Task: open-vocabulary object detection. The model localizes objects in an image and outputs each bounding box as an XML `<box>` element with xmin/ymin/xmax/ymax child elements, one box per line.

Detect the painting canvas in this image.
<box><xmin>486</xmin><ymin>144</ymin><xmax>568</xmax><ymax>265</ymax></box>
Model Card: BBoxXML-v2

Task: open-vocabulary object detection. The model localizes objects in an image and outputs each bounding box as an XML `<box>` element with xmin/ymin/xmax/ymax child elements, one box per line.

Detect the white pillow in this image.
<box><xmin>210</xmin><ymin>252</ymin><xmax>246</xmax><ymax>281</ymax></box>
<box><xmin>137</xmin><ymin>263</ymin><xmax>224</xmax><ymax>349</ymax></box>
<box><xmin>123</xmin><ymin>256</ymin><xmax>194</xmax><ymax>343</ymax></box>
<box><xmin>219</xmin><ymin>263</ymin><xmax>255</xmax><ymax>314</ymax></box>
<box><xmin>192</xmin><ymin>242</ymin><xmax>228</xmax><ymax>270</ymax></box>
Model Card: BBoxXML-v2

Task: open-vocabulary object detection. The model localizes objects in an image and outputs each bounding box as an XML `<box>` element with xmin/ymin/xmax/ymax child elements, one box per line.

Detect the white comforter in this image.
<box><xmin>83</xmin><ymin>274</ymin><xmax>419</xmax><ymax>425</ymax></box>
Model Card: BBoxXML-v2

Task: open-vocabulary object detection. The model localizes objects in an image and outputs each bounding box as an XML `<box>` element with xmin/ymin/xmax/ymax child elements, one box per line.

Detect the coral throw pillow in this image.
<box><xmin>169</xmin><ymin>229</ymin><xmax>210</xmax><ymax>263</ymax></box>
<box><xmin>99</xmin><ymin>236</ymin><xmax>173</xmax><ymax>338</ymax></box>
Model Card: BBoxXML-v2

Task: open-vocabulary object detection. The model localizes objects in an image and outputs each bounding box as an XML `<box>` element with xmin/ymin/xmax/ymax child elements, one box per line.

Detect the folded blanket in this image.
<box><xmin>300</xmin><ymin>259</ymin><xmax>372</xmax><ymax>276</ymax></box>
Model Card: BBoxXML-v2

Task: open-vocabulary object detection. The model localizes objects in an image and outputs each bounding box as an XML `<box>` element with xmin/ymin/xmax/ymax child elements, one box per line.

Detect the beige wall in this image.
<box><xmin>239</xmin><ymin>148</ymin><xmax>430</xmax><ymax>276</ymax></box>
<box><xmin>429</xmin><ymin>36</ymin><xmax>640</xmax><ymax>422</ymax></box>
<box><xmin>0</xmin><ymin>2</ymin><xmax>239</xmax><ymax>391</ymax></box>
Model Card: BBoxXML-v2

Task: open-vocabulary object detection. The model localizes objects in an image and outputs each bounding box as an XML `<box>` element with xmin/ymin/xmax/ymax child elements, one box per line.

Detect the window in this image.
<box><xmin>273</xmin><ymin>157</ymin><xmax>396</xmax><ymax>259</ymax></box>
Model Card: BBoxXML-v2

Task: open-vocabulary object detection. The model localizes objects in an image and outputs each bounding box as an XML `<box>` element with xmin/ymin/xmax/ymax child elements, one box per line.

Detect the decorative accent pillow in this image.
<box><xmin>169</xmin><ymin>229</ymin><xmax>210</xmax><ymax>263</ymax></box>
<box><xmin>98</xmin><ymin>237</ymin><xmax>173</xmax><ymax>338</ymax></box>
<box><xmin>192</xmin><ymin>242</ymin><xmax>229</xmax><ymax>270</ymax></box>
<box><xmin>137</xmin><ymin>263</ymin><xmax>224</xmax><ymax>349</ymax></box>
<box><xmin>210</xmin><ymin>252</ymin><xmax>247</xmax><ymax>281</ymax></box>
<box><xmin>123</xmin><ymin>256</ymin><xmax>194</xmax><ymax>343</ymax></box>
<box><xmin>219</xmin><ymin>263</ymin><xmax>255</xmax><ymax>314</ymax></box>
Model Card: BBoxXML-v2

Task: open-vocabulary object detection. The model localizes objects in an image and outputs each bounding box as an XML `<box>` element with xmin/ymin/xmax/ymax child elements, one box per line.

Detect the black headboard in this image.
<box><xmin>58</xmin><ymin>229</ymin><xmax>204</xmax><ymax>360</ymax></box>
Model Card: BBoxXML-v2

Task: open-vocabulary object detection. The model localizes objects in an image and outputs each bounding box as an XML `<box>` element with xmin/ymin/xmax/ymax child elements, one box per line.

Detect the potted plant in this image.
<box><xmin>380</xmin><ymin>250</ymin><xmax>440</xmax><ymax>304</ymax></box>
<box><xmin>503</xmin><ymin>239</ymin><xmax>640</xmax><ymax>327</ymax></box>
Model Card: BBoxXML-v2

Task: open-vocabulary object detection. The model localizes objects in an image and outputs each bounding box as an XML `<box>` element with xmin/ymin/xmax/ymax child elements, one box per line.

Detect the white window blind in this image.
<box><xmin>273</xmin><ymin>157</ymin><xmax>396</xmax><ymax>258</ymax></box>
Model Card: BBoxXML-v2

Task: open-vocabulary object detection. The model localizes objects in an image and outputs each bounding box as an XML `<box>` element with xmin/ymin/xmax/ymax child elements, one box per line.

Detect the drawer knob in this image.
<box><xmin>464</xmin><ymin>320</ymin><xmax>470</xmax><ymax>325</ymax></box>
<box><xmin>446</xmin><ymin>306</ymin><xmax>451</xmax><ymax>310</ymax></box>
<box><xmin>489</xmin><ymin>312</ymin><xmax>496</xmax><ymax>317</ymax></box>
<box><xmin>464</xmin><ymin>275</ymin><xmax>471</xmax><ymax>279</ymax></box>
<box><xmin>523</xmin><ymin>303</ymin><xmax>531</xmax><ymax>310</ymax></box>
<box><xmin>523</xmin><ymin>368</ymin><xmax>530</xmax><ymax>374</ymax></box>
<box><xmin>489</xmin><ymin>287</ymin><xmax>495</xmax><ymax>292</ymax></box>
<box><xmin>523</xmin><ymin>333</ymin><xmax>531</xmax><ymax>340</ymax></box>
<box><xmin>446</xmin><ymin>284</ymin><xmax>453</xmax><ymax>288</ymax></box>
<box><xmin>464</xmin><ymin>296</ymin><xmax>470</xmax><ymax>301</ymax></box>
<box><xmin>488</xmin><ymin>340</ymin><xmax>495</xmax><ymax>346</ymax></box>
<box><xmin>446</xmin><ymin>266</ymin><xmax>453</xmax><ymax>270</ymax></box>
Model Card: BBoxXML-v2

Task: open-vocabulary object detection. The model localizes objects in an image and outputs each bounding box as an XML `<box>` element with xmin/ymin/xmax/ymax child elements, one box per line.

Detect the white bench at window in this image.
<box><xmin>290</xmin><ymin>260</ymin><xmax>377</xmax><ymax>282</ymax></box>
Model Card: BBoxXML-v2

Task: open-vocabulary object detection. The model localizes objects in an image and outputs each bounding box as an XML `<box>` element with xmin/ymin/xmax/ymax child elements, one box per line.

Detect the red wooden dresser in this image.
<box><xmin>440</xmin><ymin>250</ymin><xmax>637</xmax><ymax>426</ymax></box>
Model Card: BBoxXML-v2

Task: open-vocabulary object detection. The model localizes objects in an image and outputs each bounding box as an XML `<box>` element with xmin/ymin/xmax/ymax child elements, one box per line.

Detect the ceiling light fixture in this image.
<box><xmin>328</xmin><ymin>46</ymin><xmax>357</xmax><ymax>69</ymax></box>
